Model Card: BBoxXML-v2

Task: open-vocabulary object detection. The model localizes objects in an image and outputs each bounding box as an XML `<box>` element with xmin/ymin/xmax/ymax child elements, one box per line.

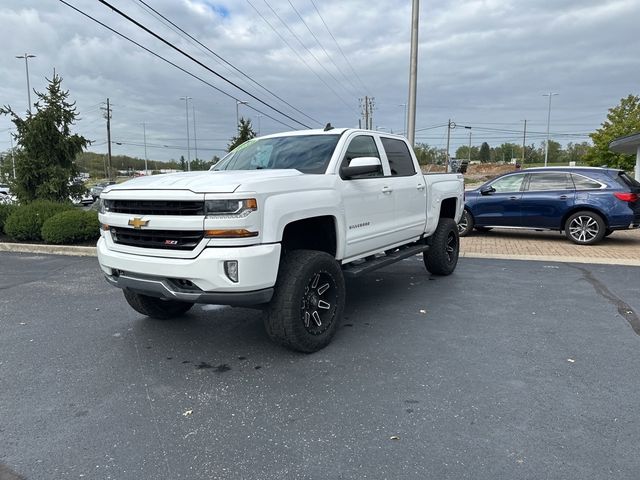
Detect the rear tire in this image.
<box><xmin>123</xmin><ymin>290</ymin><xmax>194</xmax><ymax>319</ymax></box>
<box><xmin>264</xmin><ymin>250</ymin><xmax>345</xmax><ymax>353</ymax></box>
<box><xmin>424</xmin><ymin>218</ymin><xmax>459</xmax><ymax>275</ymax></box>
<box><xmin>564</xmin><ymin>211</ymin><xmax>606</xmax><ymax>245</ymax></box>
<box><xmin>457</xmin><ymin>209</ymin><xmax>474</xmax><ymax>237</ymax></box>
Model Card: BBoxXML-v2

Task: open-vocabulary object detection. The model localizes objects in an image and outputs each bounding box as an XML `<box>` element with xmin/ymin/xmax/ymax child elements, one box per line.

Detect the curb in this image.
<box><xmin>0</xmin><ymin>242</ymin><xmax>638</xmax><ymax>267</ymax></box>
<box><xmin>0</xmin><ymin>242</ymin><xmax>96</xmax><ymax>257</ymax></box>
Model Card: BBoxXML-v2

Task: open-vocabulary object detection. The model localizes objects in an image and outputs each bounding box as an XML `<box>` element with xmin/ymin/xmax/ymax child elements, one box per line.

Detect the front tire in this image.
<box><xmin>264</xmin><ymin>250</ymin><xmax>345</xmax><ymax>353</ymax></box>
<box><xmin>458</xmin><ymin>209</ymin><xmax>474</xmax><ymax>237</ymax></box>
<box><xmin>564</xmin><ymin>211</ymin><xmax>606</xmax><ymax>245</ymax></box>
<box><xmin>424</xmin><ymin>218</ymin><xmax>460</xmax><ymax>275</ymax></box>
<box><xmin>123</xmin><ymin>290</ymin><xmax>194</xmax><ymax>319</ymax></box>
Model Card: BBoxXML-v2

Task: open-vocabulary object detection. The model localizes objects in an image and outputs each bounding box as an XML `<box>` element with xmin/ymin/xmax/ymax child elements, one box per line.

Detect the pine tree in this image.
<box><xmin>0</xmin><ymin>73</ymin><xmax>89</xmax><ymax>203</ymax></box>
<box><xmin>227</xmin><ymin>118</ymin><xmax>256</xmax><ymax>152</ymax></box>
<box><xmin>479</xmin><ymin>142</ymin><xmax>491</xmax><ymax>163</ymax></box>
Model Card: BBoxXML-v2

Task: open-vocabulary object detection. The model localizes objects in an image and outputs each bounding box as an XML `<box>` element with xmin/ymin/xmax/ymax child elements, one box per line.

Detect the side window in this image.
<box><xmin>526</xmin><ymin>172</ymin><xmax>572</xmax><ymax>191</ymax></box>
<box><xmin>572</xmin><ymin>174</ymin><xmax>603</xmax><ymax>190</ymax></box>
<box><xmin>381</xmin><ymin>138</ymin><xmax>416</xmax><ymax>176</ymax></box>
<box><xmin>490</xmin><ymin>174</ymin><xmax>525</xmax><ymax>193</ymax></box>
<box><xmin>342</xmin><ymin>135</ymin><xmax>382</xmax><ymax>178</ymax></box>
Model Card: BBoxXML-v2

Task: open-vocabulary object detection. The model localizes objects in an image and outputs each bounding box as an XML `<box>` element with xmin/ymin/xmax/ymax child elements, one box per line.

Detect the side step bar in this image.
<box><xmin>342</xmin><ymin>243</ymin><xmax>429</xmax><ymax>278</ymax></box>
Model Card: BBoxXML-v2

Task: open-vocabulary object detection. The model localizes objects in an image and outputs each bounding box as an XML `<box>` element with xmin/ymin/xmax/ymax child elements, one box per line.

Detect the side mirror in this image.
<box><xmin>340</xmin><ymin>157</ymin><xmax>381</xmax><ymax>179</ymax></box>
<box><xmin>480</xmin><ymin>185</ymin><xmax>496</xmax><ymax>195</ymax></box>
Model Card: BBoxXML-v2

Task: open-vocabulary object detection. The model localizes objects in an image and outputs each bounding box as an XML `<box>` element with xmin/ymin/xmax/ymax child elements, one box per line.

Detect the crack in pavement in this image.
<box><xmin>570</xmin><ymin>264</ymin><xmax>640</xmax><ymax>336</ymax></box>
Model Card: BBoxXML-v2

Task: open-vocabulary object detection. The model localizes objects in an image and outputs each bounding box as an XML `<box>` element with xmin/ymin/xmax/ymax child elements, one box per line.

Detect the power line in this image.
<box><xmin>58</xmin><ymin>0</ymin><xmax>299</xmax><ymax>130</ymax></box>
<box><xmin>247</xmin><ymin>0</ymin><xmax>353</xmax><ymax>111</ymax></box>
<box><xmin>132</xmin><ymin>0</ymin><xmax>322</xmax><ymax>127</ymax></box>
<box><xmin>285</xmin><ymin>0</ymin><xmax>360</xmax><ymax>96</ymax></box>
<box><xmin>308</xmin><ymin>0</ymin><xmax>369</xmax><ymax>94</ymax></box>
<box><xmin>96</xmin><ymin>0</ymin><xmax>311</xmax><ymax>129</ymax></box>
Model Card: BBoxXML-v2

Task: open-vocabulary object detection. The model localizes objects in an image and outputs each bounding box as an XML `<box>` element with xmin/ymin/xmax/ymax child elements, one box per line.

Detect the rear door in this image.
<box><xmin>520</xmin><ymin>172</ymin><xmax>575</xmax><ymax>229</ymax></box>
<box><xmin>379</xmin><ymin>136</ymin><xmax>426</xmax><ymax>241</ymax></box>
<box><xmin>472</xmin><ymin>173</ymin><xmax>526</xmax><ymax>227</ymax></box>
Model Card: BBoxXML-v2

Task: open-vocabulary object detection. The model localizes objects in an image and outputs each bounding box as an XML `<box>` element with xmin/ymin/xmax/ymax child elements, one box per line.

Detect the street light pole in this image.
<box><xmin>236</xmin><ymin>100</ymin><xmax>248</xmax><ymax>132</ymax></box>
<box><xmin>256</xmin><ymin>114</ymin><xmax>264</xmax><ymax>136</ymax></box>
<box><xmin>543</xmin><ymin>92</ymin><xmax>558</xmax><ymax>167</ymax></box>
<box><xmin>464</xmin><ymin>126</ymin><xmax>472</xmax><ymax>164</ymax></box>
<box><xmin>191</xmin><ymin>101</ymin><xmax>198</xmax><ymax>162</ymax></box>
<box><xmin>142</xmin><ymin>122</ymin><xmax>148</xmax><ymax>175</ymax></box>
<box><xmin>15</xmin><ymin>53</ymin><xmax>36</xmax><ymax>114</ymax></box>
<box><xmin>180</xmin><ymin>96</ymin><xmax>192</xmax><ymax>171</ymax></box>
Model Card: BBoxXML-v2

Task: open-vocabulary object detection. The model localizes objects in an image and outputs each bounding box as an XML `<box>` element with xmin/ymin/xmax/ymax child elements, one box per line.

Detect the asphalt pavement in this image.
<box><xmin>1</xmin><ymin>252</ymin><xmax>639</xmax><ymax>479</ymax></box>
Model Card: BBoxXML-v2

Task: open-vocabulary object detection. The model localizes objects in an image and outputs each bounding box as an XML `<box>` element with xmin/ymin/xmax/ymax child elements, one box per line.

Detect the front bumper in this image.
<box><xmin>97</xmin><ymin>238</ymin><xmax>281</xmax><ymax>306</ymax></box>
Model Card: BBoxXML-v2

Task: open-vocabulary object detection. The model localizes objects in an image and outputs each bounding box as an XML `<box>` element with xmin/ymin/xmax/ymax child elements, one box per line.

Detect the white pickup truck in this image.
<box><xmin>97</xmin><ymin>127</ymin><xmax>464</xmax><ymax>352</ymax></box>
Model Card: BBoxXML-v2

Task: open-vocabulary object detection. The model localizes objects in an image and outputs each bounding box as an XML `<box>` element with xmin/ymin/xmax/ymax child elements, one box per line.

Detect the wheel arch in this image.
<box><xmin>560</xmin><ymin>206</ymin><xmax>608</xmax><ymax>231</ymax></box>
<box><xmin>281</xmin><ymin>216</ymin><xmax>338</xmax><ymax>258</ymax></box>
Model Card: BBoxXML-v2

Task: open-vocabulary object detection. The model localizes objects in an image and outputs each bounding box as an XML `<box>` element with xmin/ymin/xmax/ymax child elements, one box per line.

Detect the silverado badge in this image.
<box><xmin>128</xmin><ymin>217</ymin><xmax>149</xmax><ymax>229</ymax></box>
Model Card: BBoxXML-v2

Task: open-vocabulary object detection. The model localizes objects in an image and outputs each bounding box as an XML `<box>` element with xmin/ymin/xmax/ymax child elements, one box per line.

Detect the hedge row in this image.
<box><xmin>2</xmin><ymin>200</ymin><xmax>100</xmax><ymax>244</ymax></box>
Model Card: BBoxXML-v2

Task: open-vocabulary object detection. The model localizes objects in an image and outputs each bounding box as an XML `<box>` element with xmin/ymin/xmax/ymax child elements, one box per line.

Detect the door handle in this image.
<box><xmin>509</xmin><ymin>196</ymin><xmax>518</xmax><ymax>200</ymax></box>
<box><xmin>382</xmin><ymin>186</ymin><xmax>393</xmax><ymax>194</ymax></box>
<box><xmin>417</xmin><ymin>183</ymin><xmax>425</xmax><ymax>191</ymax></box>
<box><xmin>559</xmin><ymin>195</ymin><xmax>568</xmax><ymax>200</ymax></box>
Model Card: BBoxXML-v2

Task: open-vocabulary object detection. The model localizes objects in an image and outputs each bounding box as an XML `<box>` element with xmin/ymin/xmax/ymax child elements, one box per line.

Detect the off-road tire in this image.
<box><xmin>123</xmin><ymin>290</ymin><xmax>194</xmax><ymax>319</ymax></box>
<box><xmin>264</xmin><ymin>250</ymin><xmax>345</xmax><ymax>353</ymax></box>
<box><xmin>564</xmin><ymin>210</ymin><xmax>606</xmax><ymax>245</ymax></box>
<box><xmin>458</xmin><ymin>209</ymin><xmax>474</xmax><ymax>237</ymax></box>
<box><xmin>424</xmin><ymin>218</ymin><xmax>459</xmax><ymax>275</ymax></box>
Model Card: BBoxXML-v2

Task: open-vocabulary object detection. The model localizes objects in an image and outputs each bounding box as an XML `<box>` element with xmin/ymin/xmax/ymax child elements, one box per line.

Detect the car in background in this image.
<box><xmin>90</xmin><ymin>181</ymin><xmax>116</xmax><ymax>201</ymax></box>
<box><xmin>458</xmin><ymin>167</ymin><xmax>640</xmax><ymax>245</ymax></box>
<box><xmin>0</xmin><ymin>184</ymin><xmax>10</xmax><ymax>196</ymax></box>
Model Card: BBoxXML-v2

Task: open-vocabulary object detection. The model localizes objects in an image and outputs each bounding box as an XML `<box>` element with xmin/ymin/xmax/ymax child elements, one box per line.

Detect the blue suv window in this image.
<box><xmin>571</xmin><ymin>173</ymin><xmax>603</xmax><ymax>190</ymax></box>
<box><xmin>490</xmin><ymin>174</ymin><xmax>525</xmax><ymax>192</ymax></box>
<box><xmin>526</xmin><ymin>172</ymin><xmax>572</xmax><ymax>191</ymax></box>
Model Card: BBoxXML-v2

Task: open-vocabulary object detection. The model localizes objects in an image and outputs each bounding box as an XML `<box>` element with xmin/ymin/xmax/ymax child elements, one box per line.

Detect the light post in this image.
<box><xmin>142</xmin><ymin>122</ymin><xmax>148</xmax><ymax>175</ymax></box>
<box><xmin>192</xmin><ymin>101</ymin><xmax>198</xmax><ymax>162</ymax></box>
<box><xmin>15</xmin><ymin>53</ymin><xmax>35</xmax><ymax>114</ymax></box>
<box><xmin>398</xmin><ymin>103</ymin><xmax>407</xmax><ymax>136</ymax></box>
<box><xmin>256</xmin><ymin>114</ymin><xmax>264</xmax><ymax>136</ymax></box>
<box><xmin>543</xmin><ymin>92</ymin><xmax>558</xmax><ymax>167</ymax></box>
<box><xmin>180</xmin><ymin>96</ymin><xmax>192</xmax><ymax>171</ymax></box>
<box><xmin>406</xmin><ymin>0</ymin><xmax>419</xmax><ymax>146</ymax></box>
<box><xmin>236</xmin><ymin>100</ymin><xmax>248</xmax><ymax>132</ymax></box>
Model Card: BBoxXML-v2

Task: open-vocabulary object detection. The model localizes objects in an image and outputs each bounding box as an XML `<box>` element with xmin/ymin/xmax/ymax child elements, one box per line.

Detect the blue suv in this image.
<box><xmin>458</xmin><ymin>167</ymin><xmax>640</xmax><ymax>245</ymax></box>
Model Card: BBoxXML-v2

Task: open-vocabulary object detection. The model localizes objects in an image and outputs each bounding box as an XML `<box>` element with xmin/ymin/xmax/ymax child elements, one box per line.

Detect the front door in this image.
<box><xmin>473</xmin><ymin>173</ymin><xmax>526</xmax><ymax>227</ymax></box>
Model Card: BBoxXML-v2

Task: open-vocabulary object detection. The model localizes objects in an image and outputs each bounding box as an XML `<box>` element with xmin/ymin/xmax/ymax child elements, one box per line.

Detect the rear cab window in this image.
<box><xmin>380</xmin><ymin>137</ymin><xmax>417</xmax><ymax>176</ymax></box>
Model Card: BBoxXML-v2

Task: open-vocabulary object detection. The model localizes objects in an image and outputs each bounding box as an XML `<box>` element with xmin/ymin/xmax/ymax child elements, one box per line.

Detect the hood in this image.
<box><xmin>104</xmin><ymin>169</ymin><xmax>303</xmax><ymax>194</ymax></box>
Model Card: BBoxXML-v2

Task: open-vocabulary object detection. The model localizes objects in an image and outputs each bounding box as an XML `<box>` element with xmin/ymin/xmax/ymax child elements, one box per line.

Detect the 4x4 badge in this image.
<box><xmin>128</xmin><ymin>217</ymin><xmax>149</xmax><ymax>229</ymax></box>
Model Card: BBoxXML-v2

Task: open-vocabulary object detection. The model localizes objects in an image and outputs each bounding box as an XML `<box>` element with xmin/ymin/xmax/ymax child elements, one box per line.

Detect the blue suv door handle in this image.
<box><xmin>509</xmin><ymin>196</ymin><xmax>518</xmax><ymax>200</ymax></box>
<box><xmin>559</xmin><ymin>195</ymin><xmax>568</xmax><ymax>200</ymax></box>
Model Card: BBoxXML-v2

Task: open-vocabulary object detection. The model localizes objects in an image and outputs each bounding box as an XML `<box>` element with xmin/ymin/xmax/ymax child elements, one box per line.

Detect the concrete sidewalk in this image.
<box><xmin>1</xmin><ymin>229</ymin><xmax>639</xmax><ymax>266</ymax></box>
<box><xmin>461</xmin><ymin>228</ymin><xmax>640</xmax><ymax>266</ymax></box>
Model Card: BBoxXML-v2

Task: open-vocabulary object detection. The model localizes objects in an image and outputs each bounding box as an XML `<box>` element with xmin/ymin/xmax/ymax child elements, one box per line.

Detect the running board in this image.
<box><xmin>342</xmin><ymin>243</ymin><xmax>429</xmax><ymax>278</ymax></box>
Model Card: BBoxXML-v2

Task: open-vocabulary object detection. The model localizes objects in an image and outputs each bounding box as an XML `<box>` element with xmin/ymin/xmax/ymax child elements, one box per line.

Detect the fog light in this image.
<box><xmin>224</xmin><ymin>260</ymin><xmax>239</xmax><ymax>283</ymax></box>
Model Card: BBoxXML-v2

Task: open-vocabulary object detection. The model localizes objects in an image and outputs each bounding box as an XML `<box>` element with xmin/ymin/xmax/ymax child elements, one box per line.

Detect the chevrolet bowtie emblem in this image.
<box><xmin>128</xmin><ymin>217</ymin><xmax>149</xmax><ymax>229</ymax></box>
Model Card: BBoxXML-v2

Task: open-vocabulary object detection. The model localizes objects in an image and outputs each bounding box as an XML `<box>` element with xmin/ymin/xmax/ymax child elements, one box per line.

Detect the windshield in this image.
<box><xmin>212</xmin><ymin>134</ymin><xmax>340</xmax><ymax>174</ymax></box>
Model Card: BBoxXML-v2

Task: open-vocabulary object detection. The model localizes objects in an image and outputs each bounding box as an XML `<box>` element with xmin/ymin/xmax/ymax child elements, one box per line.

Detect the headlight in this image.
<box><xmin>99</xmin><ymin>199</ymin><xmax>113</xmax><ymax>214</ymax></box>
<box><xmin>205</xmin><ymin>198</ymin><xmax>257</xmax><ymax>218</ymax></box>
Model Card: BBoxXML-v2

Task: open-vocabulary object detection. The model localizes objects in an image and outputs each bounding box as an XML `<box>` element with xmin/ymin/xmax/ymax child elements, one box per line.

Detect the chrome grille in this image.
<box><xmin>110</xmin><ymin>227</ymin><xmax>203</xmax><ymax>250</ymax></box>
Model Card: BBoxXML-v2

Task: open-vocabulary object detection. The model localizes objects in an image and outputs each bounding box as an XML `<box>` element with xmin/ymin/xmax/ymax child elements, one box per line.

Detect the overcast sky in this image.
<box><xmin>1</xmin><ymin>0</ymin><xmax>638</xmax><ymax>163</ymax></box>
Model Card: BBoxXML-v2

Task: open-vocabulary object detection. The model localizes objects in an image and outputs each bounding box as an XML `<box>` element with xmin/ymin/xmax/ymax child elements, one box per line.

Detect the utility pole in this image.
<box><xmin>464</xmin><ymin>126</ymin><xmax>472</xmax><ymax>164</ymax></box>
<box><xmin>407</xmin><ymin>0</ymin><xmax>419</xmax><ymax>146</ymax></box>
<box><xmin>364</xmin><ymin>96</ymin><xmax>369</xmax><ymax>130</ymax></box>
<box><xmin>15</xmin><ymin>53</ymin><xmax>36</xmax><ymax>115</ymax></box>
<box><xmin>256</xmin><ymin>114</ymin><xmax>264</xmax><ymax>136</ymax></box>
<box><xmin>180</xmin><ymin>96</ymin><xmax>192</xmax><ymax>171</ymax></box>
<box><xmin>445</xmin><ymin>119</ymin><xmax>455</xmax><ymax>172</ymax></box>
<box><xmin>543</xmin><ymin>92</ymin><xmax>558</xmax><ymax>167</ymax></box>
<box><xmin>236</xmin><ymin>100</ymin><xmax>248</xmax><ymax>133</ymax></box>
<box><xmin>101</xmin><ymin>98</ymin><xmax>113</xmax><ymax>181</ymax></box>
<box><xmin>192</xmin><ymin>102</ymin><xmax>198</xmax><ymax>163</ymax></box>
<box><xmin>521</xmin><ymin>119</ymin><xmax>527</xmax><ymax>166</ymax></box>
<box><xmin>142</xmin><ymin>122</ymin><xmax>148</xmax><ymax>175</ymax></box>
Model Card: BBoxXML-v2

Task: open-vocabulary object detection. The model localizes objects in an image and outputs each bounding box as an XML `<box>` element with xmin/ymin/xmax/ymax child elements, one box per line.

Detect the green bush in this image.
<box><xmin>4</xmin><ymin>200</ymin><xmax>74</xmax><ymax>241</ymax></box>
<box><xmin>0</xmin><ymin>203</ymin><xmax>18</xmax><ymax>234</ymax></box>
<box><xmin>41</xmin><ymin>209</ymin><xmax>100</xmax><ymax>244</ymax></box>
